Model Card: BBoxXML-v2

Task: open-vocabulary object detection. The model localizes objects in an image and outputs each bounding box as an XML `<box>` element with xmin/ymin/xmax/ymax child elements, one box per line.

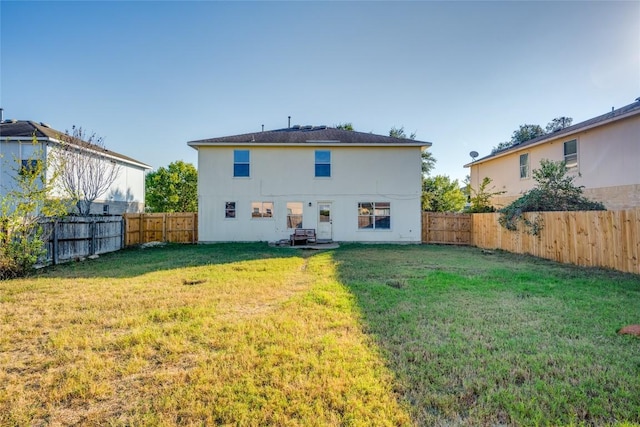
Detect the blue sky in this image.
<box><xmin>1</xmin><ymin>1</ymin><xmax>638</xmax><ymax>183</ymax></box>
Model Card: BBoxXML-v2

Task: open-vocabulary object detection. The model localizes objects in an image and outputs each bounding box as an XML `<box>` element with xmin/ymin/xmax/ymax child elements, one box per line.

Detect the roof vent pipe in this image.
<box><xmin>261</xmin><ymin>124</ymin><xmax>264</xmax><ymax>132</ymax></box>
<box><xmin>288</xmin><ymin>116</ymin><xmax>291</xmax><ymax>128</ymax></box>
<box><xmin>0</xmin><ymin>108</ymin><xmax>3</xmax><ymax>122</ymax></box>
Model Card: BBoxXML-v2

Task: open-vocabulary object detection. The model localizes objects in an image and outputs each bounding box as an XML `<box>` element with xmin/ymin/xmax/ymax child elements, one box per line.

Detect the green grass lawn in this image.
<box><xmin>1</xmin><ymin>243</ymin><xmax>639</xmax><ymax>426</ymax></box>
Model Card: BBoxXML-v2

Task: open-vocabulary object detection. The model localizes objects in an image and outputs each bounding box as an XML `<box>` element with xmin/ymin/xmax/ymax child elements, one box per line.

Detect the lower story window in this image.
<box><xmin>251</xmin><ymin>201</ymin><xmax>273</xmax><ymax>218</ymax></box>
<box><xmin>358</xmin><ymin>202</ymin><xmax>391</xmax><ymax>229</ymax></box>
<box><xmin>225</xmin><ymin>202</ymin><xmax>236</xmax><ymax>218</ymax></box>
<box><xmin>287</xmin><ymin>202</ymin><xmax>303</xmax><ymax>229</ymax></box>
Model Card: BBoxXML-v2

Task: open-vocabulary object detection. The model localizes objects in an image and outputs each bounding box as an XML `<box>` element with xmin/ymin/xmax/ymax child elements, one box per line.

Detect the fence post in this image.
<box><xmin>163</xmin><ymin>214</ymin><xmax>167</xmax><ymax>243</ymax></box>
<box><xmin>90</xmin><ymin>219</ymin><xmax>96</xmax><ymax>255</ymax></box>
<box><xmin>120</xmin><ymin>216</ymin><xmax>125</xmax><ymax>249</ymax></box>
<box><xmin>52</xmin><ymin>219</ymin><xmax>59</xmax><ymax>265</ymax></box>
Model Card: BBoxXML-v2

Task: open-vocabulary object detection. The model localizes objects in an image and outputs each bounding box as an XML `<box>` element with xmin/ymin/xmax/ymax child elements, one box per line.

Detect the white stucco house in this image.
<box><xmin>465</xmin><ymin>98</ymin><xmax>640</xmax><ymax>210</ymax></box>
<box><xmin>0</xmin><ymin>119</ymin><xmax>151</xmax><ymax>214</ymax></box>
<box><xmin>188</xmin><ymin>125</ymin><xmax>432</xmax><ymax>243</ymax></box>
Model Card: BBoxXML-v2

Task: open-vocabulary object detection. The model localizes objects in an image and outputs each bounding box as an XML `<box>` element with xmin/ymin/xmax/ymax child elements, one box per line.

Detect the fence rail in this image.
<box><xmin>471</xmin><ymin>209</ymin><xmax>640</xmax><ymax>275</ymax></box>
<box><xmin>41</xmin><ymin>215</ymin><xmax>124</xmax><ymax>264</ymax></box>
<box><xmin>123</xmin><ymin>213</ymin><xmax>198</xmax><ymax>246</ymax></box>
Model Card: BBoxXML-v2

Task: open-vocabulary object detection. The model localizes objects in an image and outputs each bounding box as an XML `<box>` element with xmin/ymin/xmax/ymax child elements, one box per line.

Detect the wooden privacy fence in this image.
<box><xmin>123</xmin><ymin>213</ymin><xmax>198</xmax><ymax>246</ymax></box>
<box><xmin>422</xmin><ymin>212</ymin><xmax>472</xmax><ymax>245</ymax></box>
<box><xmin>471</xmin><ymin>209</ymin><xmax>640</xmax><ymax>275</ymax></box>
<box><xmin>40</xmin><ymin>215</ymin><xmax>124</xmax><ymax>265</ymax></box>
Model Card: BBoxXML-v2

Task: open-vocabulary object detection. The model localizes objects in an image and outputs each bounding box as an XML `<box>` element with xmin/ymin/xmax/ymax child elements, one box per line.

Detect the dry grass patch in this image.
<box><xmin>0</xmin><ymin>244</ymin><xmax>410</xmax><ymax>426</ymax></box>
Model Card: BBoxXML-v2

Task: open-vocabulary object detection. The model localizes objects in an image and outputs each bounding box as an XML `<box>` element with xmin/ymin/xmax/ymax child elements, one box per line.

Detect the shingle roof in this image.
<box><xmin>1</xmin><ymin>120</ymin><xmax>151</xmax><ymax>169</ymax></box>
<box><xmin>468</xmin><ymin>99</ymin><xmax>640</xmax><ymax>166</ymax></box>
<box><xmin>188</xmin><ymin>126</ymin><xmax>432</xmax><ymax>146</ymax></box>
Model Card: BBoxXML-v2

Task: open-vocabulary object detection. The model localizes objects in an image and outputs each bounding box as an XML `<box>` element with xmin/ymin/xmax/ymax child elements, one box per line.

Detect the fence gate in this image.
<box><xmin>422</xmin><ymin>212</ymin><xmax>471</xmax><ymax>245</ymax></box>
<box><xmin>123</xmin><ymin>212</ymin><xmax>198</xmax><ymax>246</ymax></box>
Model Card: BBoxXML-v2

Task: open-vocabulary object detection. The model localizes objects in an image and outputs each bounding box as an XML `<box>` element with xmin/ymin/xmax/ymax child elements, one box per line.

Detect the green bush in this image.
<box><xmin>499</xmin><ymin>159</ymin><xmax>605</xmax><ymax>235</ymax></box>
<box><xmin>0</xmin><ymin>136</ymin><xmax>68</xmax><ymax>278</ymax></box>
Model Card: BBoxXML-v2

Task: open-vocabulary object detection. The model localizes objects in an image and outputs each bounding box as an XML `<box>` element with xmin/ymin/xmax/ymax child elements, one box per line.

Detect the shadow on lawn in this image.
<box><xmin>36</xmin><ymin>243</ymin><xmax>304</xmax><ymax>279</ymax></box>
<box><xmin>331</xmin><ymin>244</ymin><xmax>640</xmax><ymax>426</ymax></box>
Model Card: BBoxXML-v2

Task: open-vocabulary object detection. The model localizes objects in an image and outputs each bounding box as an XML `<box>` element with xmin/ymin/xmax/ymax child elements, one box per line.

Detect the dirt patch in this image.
<box><xmin>618</xmin><ymin>324</ymin><xmax>640</xmax><ymax>337</ymax></box>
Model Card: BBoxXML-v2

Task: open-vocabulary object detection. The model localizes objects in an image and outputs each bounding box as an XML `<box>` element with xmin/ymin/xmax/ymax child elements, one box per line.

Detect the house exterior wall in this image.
<box><xmin>0</xmin><ymin>139</ymin><xmax>147</xmax><ymax>214</ymax></box>
<box><xmin>197</xmin><ymin>145</ymin><xmax>423</xmax><ymax>242</ymax></box>
<box><xmin>469</xmin><ymin>113</ymin><xmax>640</xmax><ymax>210</ymax></box>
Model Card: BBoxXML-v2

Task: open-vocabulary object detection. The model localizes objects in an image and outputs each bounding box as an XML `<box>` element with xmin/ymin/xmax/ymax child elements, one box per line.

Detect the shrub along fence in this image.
<box><xmin>123</xmin><ymin>213</ymin><xmax>198</xmax><ymax>246</ymax></box>
<box><xmin>40</xmin><ymin>215</ymin><xmax>124</xmax><ymax>265</ymax></box>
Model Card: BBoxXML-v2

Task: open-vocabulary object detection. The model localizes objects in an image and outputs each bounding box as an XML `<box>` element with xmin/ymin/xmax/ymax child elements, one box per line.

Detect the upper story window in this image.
<box><xmin>358</xmin><ymin>202</ymin><xmax>391</xmax><ymax>230</ymax></box>
<box><xmin>315</xmin><ymin>150</ymin><xmax>331</xmax><ymax>177</ymax></box>
<box><xmin>519</xmin><ymin>153</ymin><xmax>530</xmax><ymax>179</ymax></box>
<box><xmin>563</xmin><ymin>139</ymin><xmax>578</xmax><ymax>170</ymax></box>
<box><xmin>286</xmin><ymin>202</ymin><xmax>303</xmax><ymax>229</ymax></box>
<box><xmin>19</xmin><ymin>159</ymin><xmax>40</xmax><ymax>176</ymax></box>
<box><xmin>234</xmin><ymin>150</ymin><xmax>250</xmax><ymax>177</ymax></box>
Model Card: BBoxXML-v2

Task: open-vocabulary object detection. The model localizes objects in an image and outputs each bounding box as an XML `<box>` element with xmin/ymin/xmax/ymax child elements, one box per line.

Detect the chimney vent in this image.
<box><xmin>288</xmin><ymin>116</ymin><xmax>291</xmax><ymax>128</ymax></box>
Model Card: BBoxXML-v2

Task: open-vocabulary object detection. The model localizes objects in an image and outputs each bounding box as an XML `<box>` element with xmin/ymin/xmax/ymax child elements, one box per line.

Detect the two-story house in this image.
<box><xmin>188</xmin><ymin>126</ymin><xmax>432</xmax><ymax>243</ymax></box>
<box><xmin>1</xmin><ymin>119</ymin><xmax>151</xmax><ymax>214</ymax></box>
<box><xmin>465</xmin><ymin>98</ymin><xmax>640</xmax><ymax>210</ymax></box>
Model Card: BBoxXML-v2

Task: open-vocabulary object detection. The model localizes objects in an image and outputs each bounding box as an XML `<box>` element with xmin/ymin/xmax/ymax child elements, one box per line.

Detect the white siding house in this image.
<box><xmin>188</xmin><ymin>126</ymin><xmax>432</xmax><ymax>243</ymax></box>
<box><xmin>0</xmin><ymin>120</ymin><xmax>151</xmax><ymax>214</ymax></box>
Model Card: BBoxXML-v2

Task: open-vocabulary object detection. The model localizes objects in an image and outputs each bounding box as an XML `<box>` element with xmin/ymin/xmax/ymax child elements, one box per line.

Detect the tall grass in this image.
<box><xmin>1</xmin><ymin>243</ymin><xmax>639</xmax><ymax>425</ymax></box>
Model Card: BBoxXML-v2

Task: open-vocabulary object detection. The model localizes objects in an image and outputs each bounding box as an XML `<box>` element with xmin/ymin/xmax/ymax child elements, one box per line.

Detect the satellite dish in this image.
<box><xmin>469</xmin><ymin>151</ymin><xmax>479</xmax><ymax>161</ymax></box>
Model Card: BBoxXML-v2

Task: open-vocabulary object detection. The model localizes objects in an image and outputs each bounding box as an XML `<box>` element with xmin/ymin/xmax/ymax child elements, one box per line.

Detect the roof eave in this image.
<box><xmin>2</xmin><ymin>135</ymin><xmax>152</xmax><ymax>169</ymax></box>
<box><xmin>188</xmin><ymin>141</ymin><xmax>431</xmax><ymax>148</ymax></box>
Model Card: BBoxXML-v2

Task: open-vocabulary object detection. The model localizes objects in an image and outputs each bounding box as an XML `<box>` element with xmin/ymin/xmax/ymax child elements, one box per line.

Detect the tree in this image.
<box><xmin>1</xmin><ymin>136</ymin><xmax>68</xmax><ymax>278</ymax></box>
<box><xmin>511</xmin><ymin>124</ymin><xmax>545</xmax><ymax>145</ymax></box>
<box><xmin>145</xmin><ymin>161</ymin><xmax>198</xmax><ymax>212</ymax></box>
<box><xmin>335</xmin><ymin>122</ymin><xmax>354</xmax><ymax>131</ymax></box>
<box><xmin>493</xmin><ymin>118</ymin><xmax>573</xmax><ymax>153</ymax></box>
<box><xmin>54</xmin><ymin>126</ymin><xmax>121</xmax><ymax>215</ymax></box>
<box><xmin>491</xmin><ymin>141</ymin><xmax>514</xmax><ymax>154</ymax></box>
<box><xmin>545</xmin><ymin>116</ymin><xmax>573</xmax><ymax>133</ymax></box>
<box><xmin>499</xmin><ymin>159</ymin><xmax>605</xmax><ymax>235</ymax></box>
<box><xmin>422</xmin><ymin>175</ymin><xmax>466</xmax><ymax>212</ymax></box>
<box><xmin>389</xmin><ymin>126</ymin><xmax>416</xmax><ymax>140</ymax></box>
<box><xmin>464</xmin><ymin>177</ymin><xmax>505</xmax><ymax>213</ymax></box>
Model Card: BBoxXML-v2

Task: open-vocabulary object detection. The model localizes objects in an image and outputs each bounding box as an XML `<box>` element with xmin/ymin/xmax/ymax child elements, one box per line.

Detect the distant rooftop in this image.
<box><xmin>1</xmin><ymin>119</ymin><xmax>151</xmax><ymax>169</ymax></box>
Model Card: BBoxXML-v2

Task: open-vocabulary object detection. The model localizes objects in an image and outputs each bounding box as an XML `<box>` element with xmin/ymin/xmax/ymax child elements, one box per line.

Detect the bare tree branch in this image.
<box><xmin>53</xmin><ymin>126</ymin><xmax>121</xmax><ymax>215</ymax></box>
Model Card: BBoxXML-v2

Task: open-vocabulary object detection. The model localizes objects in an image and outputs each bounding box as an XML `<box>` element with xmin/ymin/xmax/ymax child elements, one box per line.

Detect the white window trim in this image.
<box><xmin>225</xmin><ymin>201</ymin><xmax>237</xmax><ymax>220</ymax></box>
<box><xmin>519</xmin><ymin>152</ymin><xmax>530</xmax><ymax>180</ymax></box>
<box><xmin>563</xmin><ymin>139</ymin><xmax>579</xmax><ymax>172</ymax></box>
<box><xmin>286</xmin><ymin>202</ymin><xmax>304</xmax><ymax>229</ymax></box>
<box><xmin>251</xmin><ymin>201</ymin><xmax>274</xmax><ymax>220</ymax></box>
<box><xmin>357</xmin><ymin>202</ymin><xmax>392</xmax><ymax>231</ymax></box>
<box><xmin>314</xmin><ymin>150</ymin><xmax>331</xmax><ymax>179</ymax></box>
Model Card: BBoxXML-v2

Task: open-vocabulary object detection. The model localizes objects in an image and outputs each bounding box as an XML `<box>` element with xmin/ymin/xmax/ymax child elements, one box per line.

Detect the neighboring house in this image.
<box><xmin>0</xmin><ymin>119</ymin><xmax>151</xmax><ymax>214</ymax></box>
<box><xmin>188</xmin><ymin>125</ymin><xmax>432</xmax><ymax>243</ymax></box>
<box><xmin>465</xmin><ymin>98</ymin><xmax>640</xmax><ymax>210</ymax></box>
